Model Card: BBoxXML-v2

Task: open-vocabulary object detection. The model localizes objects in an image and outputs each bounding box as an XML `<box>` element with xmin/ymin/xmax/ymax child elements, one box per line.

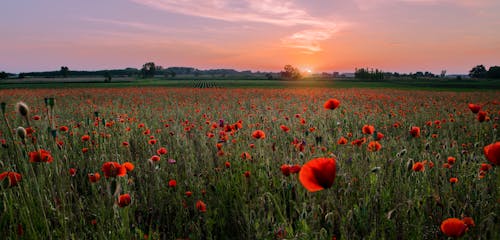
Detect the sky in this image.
<box><xmin>1</xmin><ymin>0</ymin><xmax>500</xmax><ymax>74</ymax></box>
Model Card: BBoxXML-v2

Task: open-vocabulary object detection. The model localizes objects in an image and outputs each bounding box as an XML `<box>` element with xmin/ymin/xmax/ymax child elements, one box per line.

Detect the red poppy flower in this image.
<box><xmin>290</xmin><ymin>165</ymin><xmax>301</xmax><ymax>174</ymax></box>
<box><xmin>440</xmin><ymin>218</ymin><xmax>467</xmax><ymax>238</ymax></box>
<box><xmin>480</xmin><ymin>163</ymin><xmax>492</xmax><ymax>172</ymax></box>
<box><xmin>122</xmin><ymin>162</ymin><xmax>134</xmax><ymax>171</ymax></box>
<box><xmin>81</xmin><ymin>135</ymin><xmax>90</xmax><ymax>142</ymax></box>
<box><xmin>409</xmin><ymin>126</ymin><xmax>420</xmax><ymax>137</ymax></box>
<box><xmin>157</xmin><ymin>147</ymin><xmax>168</xmax><ymax>155</ymax></box>
<box><xmin>449</xmin><ymin>177</ymin><xmax>458</xmax><ymax>183</ymax></box>
<box><xmin>412</xmin><ymin>162</ymin><xmax>424</xmax><ymax>172</ymax></box>
<box><xmin>244</xmin><ymin>171</ymin><xmax>251</xmax><ymax>178</ymax></box>
<box><xmin>240</xmin><ymin>152</ymin><xmax>251</xmax><ymax>160</ymax></box>
<box><xmin>196</xmin><ymin>200</ymin><xmax>207</xmax><ymax>213</ymax></box>
<box><xmin>32</xmin><ymin>115</ymin><xmax>41</xmax><ymax>121</ymax></box>
<box><xmin>362</xmin><ymin>125</ymin><xmax>375</xmax><ymax>134</ymax></box>
<box><xmin>225</xmin><ymin>161</ymin><xmax>231</xmax><ymax>168</ymax></box>
<box><xmin>299</xmin><ymin>158</ymin><xmax>336</xmax><ymax>192</ymax></box>
<box><xmin>150</xmin><ymin>155</ymin><xmax>161</xmax><ymax>162</ymax></box>
<box><xmin>477</xmin><ymin>111</ymin><xmax>487</xmax><ymax>122</ymax></box>
<box><xmin>118</xmin><ymin>193</ymin><xmax>131</xmax><ymax>207</ymax></box>
<box><xmin>462</xmin><ymin>217</ymin><xmax>475</xmax><ymax>228</ymax></box>
<box><xmin>122</xmin><ymin>141</ymin><xmax>129</xmax><ymax>147</ymax></box>
<box><xmin>484</xmin><ymin>142</ymin><xmax>500</xmax><ymax>165</ymax></box>
<box><xmin>324</xmin><ymin>98</ymin><xmax>340</xmax><ymax>110</ymax></box>
<box><xmin>88</xmin><ymin>173</ymin><xmax>101</xmax><ymax>183</ymax></box>
<box><xmin>185</xmin><ymin>191</ymin><xmax>192</xmax><ymax>197</ymax></box>
<box><xmin>251</xmin><ymin>130</ymin><xmax>266</xmax><ymax>139</ymax></box>
<box><xmin>375</xmin><ymin>132</ymin><xmax>384</xmax><ymax>141</ymax></box>
<box><xmin>0</xmin><ymin>171</ymin><xmax>22</xmax><ymax>187</ymax></box>
<box><xmin>280</xmin><ymin>164</ymin><xmax>291</xmax><ymax>176</ymax></box>
<box><xmin>69</xmin><ymin>168</ymin><xmax>77</xmax><ymax>176</ymax></box>
<box><xmin>168</xmin><ymin>179</ymin><xmax>177</xmax><ymax>188</ymax></box>
<box><xmin>280</xmin><ymin>125</ymin><xmax>290</xmax><ymax>132</ymax></box>
<box><xmin>28</xmin><ymin>149</ymin><xmax>53</xmax><ymax>163</ymax></box>
<box><xmin>337</xmin><ymin>137</ymin><xmax>348</xmax><ymax>145</ymax></box>
<box><xmin>468</xmin><ymin>103</ymin><xmax>481</xmax><ymax>114</ymax></box>
<box><xmin>447</xmin><ymin>156</ymin><xmax>456</xmax><ymax>165</ymax></box>
<box><xmin>367</xmin><ymin>141</ymin><xmax>382</xmax><ymax>152</ymax></box>
<box><xmin>101</xmin><ymin>162</ymin><xmax>127</xmax><ymax>178</ymax></box>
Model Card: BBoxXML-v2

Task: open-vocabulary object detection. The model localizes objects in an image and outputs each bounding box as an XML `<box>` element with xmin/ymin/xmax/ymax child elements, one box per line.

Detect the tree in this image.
<box><xmin>440</xmin><ymin>70</ymin><xmax>446</xmax><ymax>78</ymax></box>
<box><xmin>60</xmin><ymin>66</ymin><xmax>69</xmax><ymax>78</ymax></box>
<box><xmin>0</xmin><ymin>71</ymin><xmax>7</xmax><ymax>80</ymax></box>
<box><xmin>141</xmin><ymin>62</ymin><xmax>156</xmax><ymax>78</ymax></box>
<box><xmin>280</xmin><ymin>65</ymin><xmax>301</xmax><ymax>80</ymax></box>
<box><xmin>469</xmin><ymin>65</ymin><xmax>487</xmax><ymax>78</ymax></box>
<box><xmin>104</xmin><ymin>71</ymin><xmax>112</xmax><ymax>83</ymax></box>
<box><xmin>265</xmin><ymin>73</ymin><xmax>273</xmax><ymax>80</ymax></box>
<box><xmin>487</xmin><ymin>66</ymin><xmax>500</xmax><ymax>79</ymax></box>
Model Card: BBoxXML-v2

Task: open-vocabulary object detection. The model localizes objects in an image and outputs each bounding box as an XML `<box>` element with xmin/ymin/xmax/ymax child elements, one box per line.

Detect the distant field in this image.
<box><xmin>1</xmin><ymin>77</ymin><xmax>500</xmax><ymax>91</ymax></box>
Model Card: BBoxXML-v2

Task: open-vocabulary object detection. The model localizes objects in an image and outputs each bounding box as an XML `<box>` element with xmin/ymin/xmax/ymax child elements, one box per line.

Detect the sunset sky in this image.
<box><xmin>1</xmin><ymin>0</ymin><xmax>499</xmax><ymax>74</ymax></box>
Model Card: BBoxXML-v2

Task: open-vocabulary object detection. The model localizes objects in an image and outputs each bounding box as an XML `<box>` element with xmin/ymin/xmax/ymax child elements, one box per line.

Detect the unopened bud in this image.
<box><xmin>16</xmin><ymin>127</ymin><xmax>27</xmax><ymax>140</ymax></box>
<box><xmin>16</xmin><ymin>101</ymin><xmax>29</xmax><ymax>117</ymax></box>
<box><xmin>0</xmin><ymin>102</ymin><xmax>6</xmax><ymax>114</ymax></box>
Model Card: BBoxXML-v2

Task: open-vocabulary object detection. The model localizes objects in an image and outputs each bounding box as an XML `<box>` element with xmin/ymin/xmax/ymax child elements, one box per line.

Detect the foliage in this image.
<box><xmin>487</xmin><ymin>66</ymin><xmax>500</xmax><ymax>79</ymax></box>
<box><xmin>0</xmin><ymin>71</ymin><xmax>7</xmax><ymax>80</ymax></box>
<box><xmin>60</xmin><ymin>66</ymin><xmax>69</xmax><ymax>78</ymax></box>
<box><xmin>141</xmin><ymin>62</ymin><xmax>156</xmax><ymax>78</ymax></box>
<box><xmin>355</xmin><ymin>68</ymin><xmax>384</xmax><ymax>80</ymax></box>
<box><xmin>0</xmin><ymin>87</ymin><xmax>498</xmax><ymax>239</ymax></box>
<box><xmin>280</xmin><ymin>65</ymin><xmax>302</xmax><ymax>80</ymax></box>
<box><xmin>469</xmin><ymin>65</ymin><xmax>488</xmax><ymax>78</ymax></box>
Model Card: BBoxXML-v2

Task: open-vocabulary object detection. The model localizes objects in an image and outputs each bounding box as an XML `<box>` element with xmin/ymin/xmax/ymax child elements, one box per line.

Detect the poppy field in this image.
<box><xmin>0</xmin><ymin>87</ymin><xmax>499</xmax><ymax>239</ymax></box>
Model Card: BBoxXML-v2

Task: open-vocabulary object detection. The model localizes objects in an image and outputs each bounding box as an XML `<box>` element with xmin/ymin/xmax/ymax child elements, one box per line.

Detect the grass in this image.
<box><xmin>0</xmin><ymin>87</ymin><xmax>499</xmax><ymax>239</ymax></box>
<box><xmin>2</xmin><ymin>77</ymin><xmax>500</xmax><ymax>91</ymax></box>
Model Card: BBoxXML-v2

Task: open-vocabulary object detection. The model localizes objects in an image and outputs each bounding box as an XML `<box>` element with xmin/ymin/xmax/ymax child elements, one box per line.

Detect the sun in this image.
<box><xmin>306</xmin><ymin>69</ymin><xmax>312</xmax><ymax>73</ymax></box>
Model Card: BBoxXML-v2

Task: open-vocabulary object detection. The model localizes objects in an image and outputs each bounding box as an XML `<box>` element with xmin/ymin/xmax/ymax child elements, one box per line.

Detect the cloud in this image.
<box><xmin>130</xmin><ymin>0</ymin><xmax>340</xmax><ymax>53</ymax></box>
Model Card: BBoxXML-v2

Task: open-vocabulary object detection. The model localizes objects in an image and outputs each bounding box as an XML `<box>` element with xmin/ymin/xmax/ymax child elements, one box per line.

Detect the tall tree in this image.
<box><xmin>469</xmin><ymin>65</ymin><xmax>487</xmax><ymax>78</ymax></box>
<box><xmin>487</xmin><ymin>66</ymin><xmax>500</xmax><ymax>79</ymax></box>
<box><xmin>141</xmin><ymin>62</ymin><xmax>156</xmax><ymax>78</ymax></box>
<box><xmin>0</xmin><ymin>71</ymin><xmax>7</xmax><ymax>80</ymax></box>
<box><xmin>280</xmin><ymin>65</ymin><xmax>301</xmax><ymax>80</ymax></box>
<box><xmin>60</xmin><ymin>66</ymin><xmax>69</xmax><ymax>78</ymax></box>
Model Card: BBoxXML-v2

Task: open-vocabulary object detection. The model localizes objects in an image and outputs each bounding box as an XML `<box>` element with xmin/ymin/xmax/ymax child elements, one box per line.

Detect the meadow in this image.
<box><xmin>0</xmin><ymin>86</ymin><xmax>499</xmax><ymax>239</ymax></box>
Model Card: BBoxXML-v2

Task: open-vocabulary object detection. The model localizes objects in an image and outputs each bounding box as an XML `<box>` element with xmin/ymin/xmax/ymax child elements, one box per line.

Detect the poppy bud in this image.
<box><xmin>16</xmin><ymin>127</ymin><xmax>27</xmax><ymax>140</ymax></box>
<box><xmin>16</xmin><ymin>101</ymin><xmax>29</xmax><ymax>117</ymax></box>
<box><xmin>0</xmin><ymin>102</ymin><xmax>6</xmax><ymax>114</ymax></box>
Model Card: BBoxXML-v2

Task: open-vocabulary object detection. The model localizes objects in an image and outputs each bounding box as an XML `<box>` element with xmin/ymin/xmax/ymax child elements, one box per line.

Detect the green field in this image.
<box><xmin>2</xmin><ymin>77</ymin><xmax>500</xmax><ymax>91</ymax></box>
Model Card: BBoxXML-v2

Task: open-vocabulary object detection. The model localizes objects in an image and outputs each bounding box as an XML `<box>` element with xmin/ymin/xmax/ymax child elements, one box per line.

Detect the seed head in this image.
<box><xmin>16</xmin><ymin>126</ymin><xmax>27</xmax><ymax>140</ymax></box>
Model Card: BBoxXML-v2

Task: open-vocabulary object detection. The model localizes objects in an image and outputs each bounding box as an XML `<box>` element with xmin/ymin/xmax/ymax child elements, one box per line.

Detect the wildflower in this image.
<box><xmin>16</xmin><ymin>127</ymin><xmax>27</xmax><ymax>140</ymax></box>
<box><xmin>81</xmin><ymin>135</ymin><xmax>90</xmax><ymax>142</ymax></box>
<box><xmin>449</xmin><ymin>177</ymin><xmax>458</xmax><ymax>184</ymax></box>
<box><xmin>32</xmin><ymin>115</ymin><xmax>41</xmax><ymax>121</ymax></box>
<box><xmin>122</xmin><ymin>162</ymin><xmax>135</xmax><ymax>171</ymax></box>
<box><xmin>290</xmin><ymin>164</ymin><xmax>301</xmax><ymax>173</ymax></box>
<box><xmin>88</xmin><ymin>173</ymin><xmax>101</xmax><ymax>183</ymax></box>
<box><xmin>59</xmin><ymin>126</ymin><xmax>69</xmax><ymax>132</ymax></box>
<box><xmin>367</xmin><ymin>141</ymin><xmax>382</xmax><ymax>152</ymax></box>
<box><xmin>122</xmin><ymin>141</ymin><xmax>129</xmax><ymax>147</ymax></box>
<box><xmin>251</xmin><ymin>130</ymin><xmax>266</xmax><ymax>139</ymax></box>
<box><xmin>280</xmin><ymin>125</ymin><xmax>290</xmax><ymax>132</ymax></box>
<box><xmin>480</xmin><ymin>163</ymin><xmax>492</xmax><ymax>172</ymax></box>
<box><xmin>477</xmin><ymin>111</ymin><xmax>487</xmax><ymax>122</ymax></box>
<box><xmin>324</xmin><ymin>98</ymin><xmax>340</xmax><ymax>110</ymax></box>
<box><xmin>462</xmin><ymin>217</ymin><xmax>475</xmax><ymax>228</ymax></box>
<box><xmin>412</xmin><ymin>162</ymin><xmax>424</xmax><ymax>172</ymax></box>
<box><xmin>0</xmin><ymin>171</ymin><xmax>22</xmax><ymax>187</ymax></box>
<box><xmin>240</xmin><ymin>152</ymin><xmax>251</xmax><ymax>160</ymax></box>
<box><xmin>440</xmin><ymin>218</ymin><xmax>467</xmax><ymax>238</ymax></box>
<box><xmin>244</xmin><ymin>171</ymin><xmax>251</xmax><ymax>178</ymax></box>
<box><xmin>156</xmin><ymin>147</ymin><xmax>168</xmax><ymax>155</ymax></box>
<box><xmin>447</xmin><ymin>156</ymin><xmax>456</xmax><ymax>165</ymax></box>
<box><xmin>468</xmin><ymin>103</ymin><xmax>481</xmax><ymax>113</ymax></box>
<box><xmin>483</xmin><ymin>142</ymin><xmax>500</xmax><ymax>165</ymax></box>
<box><xmin>118</xmin><ymin>193</ymin><xmax>131</xmax><ymax>207</ymax></box>
<box><xmin>225</xmin><ymin>161</ymin><xmax>231</xmax><ymax>168</ymax></box>
<box><xmin>280</xmin><ymin>164</ymin><xmax>291</xmax><ymax>176</ymax></box>
<box><xmin>375</xmin><ymin>132</ymin><xmax>384</xmax><ymax>141</ymax></box>
<box><xmin>196</xmin><ymin>200</ymin><xmax>207</xmax><ymax>213</ymax></box>
<box><xmin>69</xmin><ymin>168</ymin><xmax>77</xmax><ymax>177</ymax></box>
<box><xmin>29</xmin><ymin>149</ymin><xmax>53</xmax><ymax>163</ymax></box>
<box><xmin>101</xmin><ymin>162</ymin><xmax>127</xmax><ymax>178</ymax></box>
<box><xmin>337</xmin><ymin>137</ymin><xmax>348</xmax><ymax>145</ymax></box>
<box><xmin>168</xmin><ymin>179</ymin><xmax>177</xmax><ymax>188</ymax></box>
<box><xmin>150</xmin><ymin>155</ymin><xmax>161</xmax><ymax>162</ymax></box>
<box><xmin>299</xmin><ymin>157</ymin><xmax>336</xmax><ymax>192</ymax></box>
<box><xmin>362</xmin><ymin>125</ymin><xmax>375</xmax><ymax>134</ymax></box>
<box><xmin>410</xmin><ymin>126</ymin><xmax>420</xmax><ymax>137</ymax></box>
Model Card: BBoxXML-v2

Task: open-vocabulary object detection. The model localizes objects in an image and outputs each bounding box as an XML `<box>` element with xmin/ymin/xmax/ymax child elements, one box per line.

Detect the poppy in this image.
<box><xmin>252</xmin><ymin>130</ymin><xmax>266</xmax><ymax>139</ymax></box>
<box><xmin>375</xmin><ymin>132</ymin><xmax>384</xmax><ymax>141</ymax></box>
<box><xmin>462</xmin><ymin>217</ymin><xmax>475</xmax><ymax>228</ymax></box>
<box><xmin>122</xmin><ymin>162</ymin><xmax>135</xmax><ymax>171</ymax></box>
<box><xmin>0</xmin><ymin>171</ymin><xmax>22</xmax><ymax>187</ymax></box>
<box><xmin>32</xmin><ymin>115</ymin><xmax>41</xmax><ymax>121</ymax></box>
<box><xmin>299</xmin><ymin>158</ymin><xmax>336</xmax><ymax>192</ymax></box>
<box><xmin>157</xmin><ymin>147</ymin><xmax>168</xmax><ymax>155</ymax></box>
<box><xmin>280</xmin><ymin>125</ymin><xmax>290</xmax><ymax>132</ymax></box>
<box><xmin>447</xmin><ymin>156</ymin><xmax>456</xmax><ymax>165</ymax></box>
<box><xmin>468</xmin><ymin>103</ymin><xmax>481</xmax><ymax>113</ymax></box>
<box><xmin>290</xmin><ymin>165</ymin><xmax>301</xmax><ymax>174</ymax></box>
<box><xmin>324</xmin><ymin>98</ymin><xmax>340</xmax><ymax>110</ymax></box>
<box><xmin>480</xmin><ymin>163</ymin><xmax>492</xmax><ymax>172</ymax></box>
<box><xmin>362</xmin><ymin>125</ymin><xmax>375</xmax><ymax>134</ymax></box>
<box><xmin>244</xmin><ymin>171</ymin><xmax>251</xmax><ymax>178</ymax></box>
<box><xmin>337</xmin><ymin>137</ymin><xmax>348</xmax><ymax>145</ymax></box>
<box><xmin>69</xmin><ymin>168</ymin><xmax>77</xmax><ymax>177</ymax></box>
<box><xmin>196</xmin><ymin>200</ymin><xmax>207</xmax><ymax>213</ymax></box>
<box><xmin>88</xmin><ymin>173</ymin><xmax>101</xmax><ymax>183</ymax></box>
<box><xmin>150</xmin><ymin>155</ymin><xmax>161</xmax><ymax>162</ymax></box>
<box><xmin>367</xmin><ymin>141</ymin><xmax>382</xmax><ymax>152</ymax></box>
<box><xmin>118</xmin><ymin>193</ymin><xmax>131</xmax><ymax>207</ymax></box>
<box><xmin>449</xmin><ymin>177</ymin><xmax>458</xmax><ymax>183</ymax></box>
<box><xmin>225</xmin><ymin>161</ymin><xmax>231</xmax><ymax>168</ymax></box>
<box><xmin>483</xmin><ymin>142</ymin><xmax>500</xmax><ymax>165</ymax></box>
<box><xmin>412</xmin><ymin>162</ymin><xmax>424</xmax><ymax>172</ymax></box>
<box><xmin>240</xmin><ymin>152</ymin><xmax>251</xmax><ymax>160</ymax></box>
<box><xmin>101</xmin><ymin>162</ymin><xmax>127</xmax><ymax>178</ymax></box>
<box><xmin>477</xmin><ymin>111</ymin><xmax>487</xmax><ymax>122</ymax></box>
<box><xmin>29</xmin><ymin>149</ymin><xmax>53</xmax><ymax>163</ymax></box>
<box><xmin>440</xmin><ymin>218</ymin><xmax>467</xmax><ymax>238</ymax></box>
<box><xmin>280</xmin><ymin>164</ymin><xmax>291</xmax><ymax>176</ymax></box>
<box><xmin>148</xmin><ymin>139</ymin><xmax>157</xmax><ymax>145</ymax></box>
<box><xmin>122</xmin><ymin>141</ymin><xmax>129</xmax><ymax>147</ymax></box>
<box><xmin>81</xmin><ymin>135</ymin><xmax>90</xmax><ymax>142</ymax></box>
<box><xmin>168</xmin><ymin>179</ymin><xmax>177</xmax><ymax>188</ymax></box>
<box><xmin>410</xmin><ymin>126</ymin><xmax>420</xmax><ymax>137</ymax></box>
